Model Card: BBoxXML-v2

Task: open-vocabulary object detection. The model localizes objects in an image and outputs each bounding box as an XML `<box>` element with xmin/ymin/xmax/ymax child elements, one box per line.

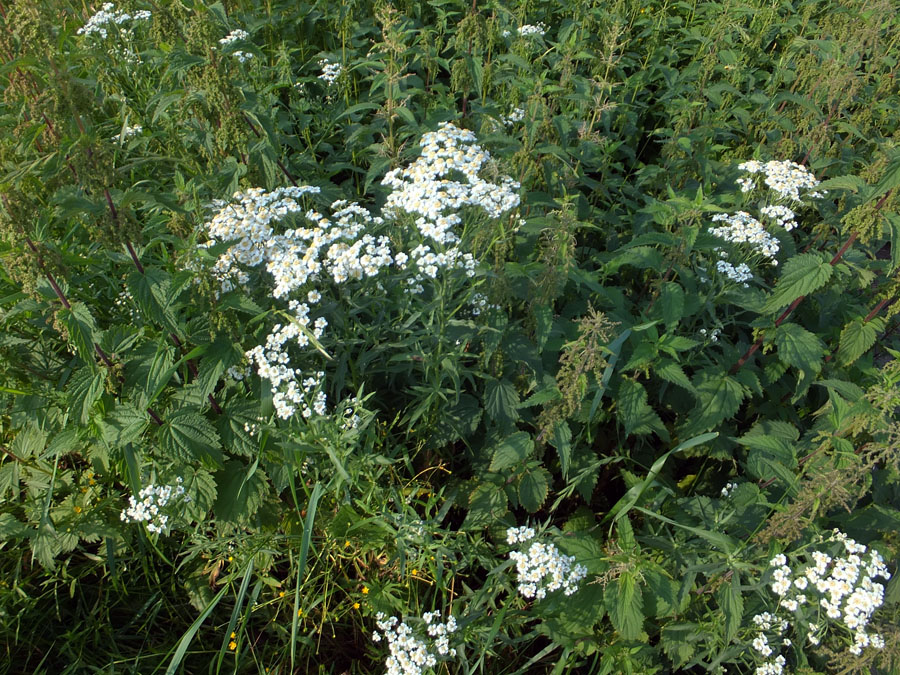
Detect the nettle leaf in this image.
<box><xmin>616</xmin><ymin>379</ymin><xmax>668</xmax><ymax>439</ymax></box>
<box><xmin>462</xmin><ymin>482</ymin><xmax>508</xmax><ymax>530</ymax></box>
<box><xmin>158</xmin><ymin>410</ymin><xmax>223</xmax><ymax>468</ymax></box>
<box><xmin>214</xmin><ymin>461</ymin><xmax>268</xmax><ymax>523</ymax></box>
<box><xmin>607</xmin><ymin>569</ymin><xmax>645</xmax><ymax>640</ymax></box>
<box><xmin>484</xmin><ymin>377</ymin><xmax>520</xmax><ymax>429</ymax></box>
<box><xmin>773</xmin><ymin>322</ymin><xmax>826</xmax><ymax>373</ymax></box>
<box><xmin>838</xmin><ymin>317</ymin><xmax>883</xmax><ymax>365</ymax></box>
<box><xmin>659</xmin><ymin>282</ymin><xmax>684</xmax><ymax>328</ymax></box>
<box><xmin>654</xmin><ymin>359</ymin><xmax>696</xmax><ymax>395</ymax></box>
<box><xmin>683</xmin><ymin>372</ymin><xmax>746</xmax><ymax>436</ymax></box>
<box><xmin>718</xmin><ymin>572</ymin><xmax>744</xmax><ymax>643</ymax></box>
<box><xmin>549</xmin><ymin>420</ymin><xmax>572</xmax><ymax>477</ymax></box>
<box><xmin>518</xmin><ymin>467</ymin><xmax>550</xmax><ymax>513</ymax></box>
<box><xmin>490</xmin><ymin>431</ymin><xmax>534</xmax><ymax>472</ymax></box>
<box><xmin>762</xmin><ymin>253</ymin><xmax>833</xmax><ymax>313</ymax></box>
<box><xmin>197</xmin><ymin>335</ymin><xmax>242</xmax><ymax>400</ymax></box>
<box><xmin>643</xmin><ymin>566</ymin><xmax>679</xmax><ymax>618</ymax></box>
<box><xmin>67</xmin><ymin>367</ymin><xmax>105</xmax><ymax>425</ymax></box>
<box><xmin>217</xmin><ymin>399</ymin><xmax>260</xmax><ymax>458</ymax></box>
<box><xmin>99</xmin><ymin>404</ymin><xmax>148</xmax><ymax>449</ymax></box>
<box><xmin>127</xmin><ymin>269</ymin><xmax>179</xmax><ymax>334</ymax></box>
<box><xmin>0</xmin><ymin>513</ymin><xmax>27</xmax><ymax>539</ymax></box>
<box><xmin>58</xmin><ymin>302</ymin><xmax>98</xmax><ymax>367</ymax></box>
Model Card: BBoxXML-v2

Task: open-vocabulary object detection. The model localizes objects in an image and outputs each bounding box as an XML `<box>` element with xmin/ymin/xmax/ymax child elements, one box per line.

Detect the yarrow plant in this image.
<box><xmin>750</xmin><ymin>530</ymin><xmax>892</xmax><ymax>674</ymax></box>
<box><xmin>517</xmin><ymin>23</ymin><xmax>547</xmax><ymax>37</ymax></box>
<box><xmin>506</xmin><ymin>526</ymin><xmax>587</xmax><ymax>600</ymax></box>
<box><xmin>119</xmin><ymin>479</ymin><xmax>189</xmax><ymax>534</ymax></box>
<box><xmin>372</xmin><ymin>611</ymin><xmax>459</xmax><ymax>675</ymax></box>
<box><xmin>219</xmin><ymin>29</ymin><xmax>253</xmax><ymax>62</ymax></box>
<box><xmin>76</xmin><ymin>2</ymin><xmax>151</xmax><ymax>40</ymax></box>
<box><xmin>318</xmin><ymin>59</ymin><xmax>343</xmax><ymax>85</ymax></box>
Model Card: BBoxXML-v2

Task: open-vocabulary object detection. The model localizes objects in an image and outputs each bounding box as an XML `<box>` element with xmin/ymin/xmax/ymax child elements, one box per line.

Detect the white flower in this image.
<box><xmin>318</xmin><ymin>59</ymin><xmax>343</xmax><ymax>85</ymax></box>
<box><xmin>508</xmin><ymin>531</ymin><xmax>586</xmax><ymax>599</ymax></box>
<box><xmin>518</xmin><ymin>23</ymin><xmax>547</xmax><ymax>37</ymax></box>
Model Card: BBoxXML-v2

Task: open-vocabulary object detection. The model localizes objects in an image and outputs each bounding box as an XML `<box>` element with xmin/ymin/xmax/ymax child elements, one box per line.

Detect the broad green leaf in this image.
<box><xmin>868</xmin><ymin>152</ymin><xmax>900</xmax><ymax>204</ymax></box>
<box><xmin>484</xmin><ymin>377</ymin><xmax>520</xmax><ymax>429</ymax></box>
<box><xmin>518</xmin><ymin>468</ymin><xmax>550</xmax><ymax>513</ymax></box>
<box><xmin>773</xmin><ymin>322</ymin><xmax>826</xmax><ymax>373</ymax></box>
<box><xmin>214</xmin><ymin>460</ymin><xmax>268</xmax><ymax>523</ymax></box>
<box><xmin>58</xmin><ymin>302</ymin><xmax>98</xmax><ymax>367</ymax></box>
<box><xmin>659</xmin><ymin>282</ymin><xmax>684</xmax><ymax>328</ymax></box>
<box><xmin>886</xmin><ymin>212</ymin><xmax>900</xmax><ymax>272</ymax></box>
<box><xmin>490</xmin><ymin>431</ymin><xmax>534</xmax><ymax>472</ymax></box>
<box><xmin>607</xmin><ymin>570</ymin><xmax>644</xmax><ymax>640</ymax></box>
<box><xmin>683</xmin><ymin>372</ymin><xmax>746</xmax><ymax>436</ymax></box>
<box><xmin>67</xmin><ymin>367</ymin><xmax>105</xmax><ymax>425</ymax></box>
<box><xmin>718</xmin><ymin>572</ymin><xmax>743</xmax><ymax>643</ymax></box>
<box><xmin>127</xmin><ymin>269</ymin><xmax>179</xmax><ymax>334</ymax></box>
<box><xmin>616</xmin><ymin>379</ymin><xmax>668</xmax><ymax>439</ymax></box>
<box><xmin>643</xmin><ymin>567</ymin><xmax>679</xmax><ymax>618</ymax></box>
<box><xmin>463</xmin><ymin>483</ymin><xmax>507</xmax><ymax>529</ymax></box>
<box><xmin>549</xmin><ymin>421</ymin><xmax>572</xmax><ymax>478</ymax></box>
<box><xmin>838</xmin><ymin>317</ymin><xmax>882</xmax><ymax>365</ymax></box>
<box><xmin>99</xmin><ymin>404</ymin><xmax>148</xmax><ymax>448</ymax></box>
<box><xmin>654</xmin><ymin>359</ymin><xmax>696</xmax><ymax>395</ymax></box>
<box><xmin>158</xmin><ymin>410</ymin><xmax>223</xmax><ymax>467</ymax></box>
<box><xmin>762</xmin><ymin>253</ymin><xmax>833</xmax><ymax>313</ymax></box>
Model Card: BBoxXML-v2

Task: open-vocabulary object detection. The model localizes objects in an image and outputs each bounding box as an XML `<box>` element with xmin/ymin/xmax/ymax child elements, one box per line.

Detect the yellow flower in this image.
<box><xmin>353</xmin><ymin>602</ymin><xmax>360</xmax><ymax>610</ymax></box>
<box><xmin>298</xmin><ymin>608</ymin><xmax>303</xmax><ymax>616</ymax></box>
<box><xmin>344</xmin><ymin>540</ymin><xmax>350</xmax><ymax>548</ymax></box>
<box><xmin>73</xmin><ymin>506</ymin><xmax>82</xmax><ymax>514</ymax></box>
<box><xmin>361</xmin><ymin>586</ymin><xmax>369</xmax><ymax>595</ymax></box>
<box><xmin>228</xmin><ymin>556</ymin><xmax>234</xmax><ymax>562</ymax></box>
<box><xmin>279</xmin><ymin>591</ymin><xmax>285</xmax><ymax>598</ymax></box>
<box><xmin>230</xmin><ymin>632</ymin><xmax>236</xmax><ymax>638</ymax></box>
<box><xmin>228</xmin><ymin>641</ymin><xmax>237</xmax><ymax>650</ymax></box>
<box><xmin>410</xmin><ymin>569</ymin><xmax>418</xmax><ymax>576</ymax></box>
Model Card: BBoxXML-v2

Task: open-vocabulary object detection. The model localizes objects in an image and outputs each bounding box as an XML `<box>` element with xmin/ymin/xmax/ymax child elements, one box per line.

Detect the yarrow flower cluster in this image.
<box><xmin>111</xmin><ymin>124</ymin><xmax>142</xmax><ymax>143</ymax></box>
<box><xmin>506</xmin><ymin>526</ymin><xmax>587</xmax><ymax>600</ymax></box>
<box><xmin>517</xmin><ymin>23</ymin><xmax>547</xmax><ymax>37</ymax></box>
<box><xmin>219</xmin><ymin>29</ymin><xmax>253</xmax><ymax>62</ymax></box>
<box><xmin>709</xmin><ymin>211</ymin><xmax>780</xmax><ymax>260</ymax></box>
<box><xmin>501</xmin><ymin>107</ymin><xmax>525</xmax><ymax>126</ymax></box>
<box><xmin>736</xmin><ymin>160</ymin><xmax>825</xmax><ymax>202</ymax></box>
<box><xmin>372</xmin><ymin>612</ymin><xmax>458</xmax><ymax>675</ymax></box>
<box><xmin>77</xmin><ymin>2</ymin><xmax>151</xmax><ymax>39</ymax></box>
<box><xmin>751</xmin><ymin>531</ymin><xmax>891</xmax><ymax>674</ymax></box>
<box><xmin>120</xmin><ymin>479</ymin><xmax>189</xmax><ymax>534</ymax></box>
<box><xmin>318</xmin><ymin>59</ymin><xmax>343</xmax><ymax>85</ymax></box>
<box><xmin>715</xmin><ymin>260</ymin><xmax>753</xmax><ymax>284</ymax></box>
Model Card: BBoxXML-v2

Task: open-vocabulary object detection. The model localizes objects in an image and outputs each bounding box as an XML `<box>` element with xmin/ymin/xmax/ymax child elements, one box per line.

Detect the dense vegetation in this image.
<box><xmin>1</xmin><ymin>0</ymin><xmax>899</xmax><ymax>672</ymax></box>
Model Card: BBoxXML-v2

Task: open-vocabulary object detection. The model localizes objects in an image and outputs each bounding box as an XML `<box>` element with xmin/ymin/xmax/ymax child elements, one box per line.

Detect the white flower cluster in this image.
<box><xmin>501</xmin><ymin>107</ymin><xmax>525</xmax><ymax>126</ymax></box>
<box><xmin>720</xmin><ymin>481</ymin><xmax>738</xmax><ymax>498</ymax></box>
<box><xmin>709</xmin><ymin>211</ymin><xmax>780</xmax><ymax>260</ymax></box>
<box><xmin>77</xmin><ymin>2</ymin><xmax>150</xmax><ymax>39</ymax></box>
<box><xmin>219</xmin><ymin>29</ymin><xmax>252</xmax><ymax>62</ymax></box>
<box><xmin>751</xmin><ymin>532</ymin><xmax>891</xmax><ymax>673</ymax></box>
<box><xmin>518</xmin><ymin>23</ymin><xmax>547</xmax><ymax>37</ymax></box>
<box><xmin>318</xmin><ymin>59</ymin><xmax>343</xmax><ymax>85</ymax></box>
<box><xmin>760</xmin><ymin>205</ymin><xmax>797</xmax><ymax>232</ymax></box>
<box><xmin>382</xmin><ymin>121</ymin><xmax>520</xmax><ymax>247</ymax></box>
<box><xmin>120</xmin><ymin>479</ymin><xmax>189</xmax><ymax>534</ymax></box>
<box><xmin>506</xmin><ymin>526</ymin><xmax>587</xmax><ymax>600</ymax></box>
<box><xmin>716</xmin><ymin>260</ymin><xmax>753</xmax><ymax>284</ymax></box>
<box><xmin>372</xmin><ymin>612</ymin><xmax>458</xmax><ymax>675</ymax></box>
<box><xmin>699</xmin><ymin>327</ymin><xmax>721</xmax><ymax>342</ymax></box>
<box><xmin>111</xmin><ymin>124</ymin><xmax>142</xmax><ymax>142</ymax></box>
<box><xmin>737</xmin><ymin>160</ymin><xmax>825</xmax><ymax>202</ymax></box>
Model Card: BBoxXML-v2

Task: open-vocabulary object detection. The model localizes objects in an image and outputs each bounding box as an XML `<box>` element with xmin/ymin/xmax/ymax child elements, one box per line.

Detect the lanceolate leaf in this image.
<box><xmin>58</xmin><ymin>302</ymin><xmax>98</xmax><ymax>368</ymax></box>
<box><xmin>607</xmin><ymin>569</ymin><xmax>644</xmax><ymax>640</ymax></box>
<box><xmin>718</xmin><ymin>572</ymin><xmax>743</xmax><ymax>643</ymax></box>
<box><xmin>762</xmin><ymin>253</ymin><xmax>833</xmax><ymax>313</ymax></box>
<box><xmin>518</xmin><ymin>467</ymin><xmax>550</xmax><ymax>513</ymax></box>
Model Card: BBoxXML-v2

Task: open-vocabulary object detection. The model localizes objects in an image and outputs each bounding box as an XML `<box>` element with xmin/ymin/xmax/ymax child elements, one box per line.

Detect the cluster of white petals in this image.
<box><xmin>506</xmin><ymin>526</ymin><xmax>587</xmax><ymax>600</ymax></box>
<box><xmin>219</xmin><ymin>29</ymin><xmax>252</xmax><ymax>62</ymax></box>
<box><xmin>111</xmin><ymin>124</ymin><xmax>142</xmax><ymax>142</ymax></box>
<box><xmin>716</xmin><ymin>260</ymin><xmax>753</xmax><ymax>284</ymax></box>
<box><xmin>760</xmin><ymin>204</ymin><xmax>797</xmax><ymax>231</ymax></box>
<box><xmin>77</xmin><ymin>2</ymin><xmax>150</xmax><ymax>39</ymax></box>
<box><xmin>318</xmin><ymin>59</ymin><xmax>343</xmax><ymax>85</ymax></box>
<box><xmin>518</xmin><ymin>23</ymin><xmax>547</xmax><ymax>37</ymax></box>
<box><xmin>501</xmin><ymin>107</ymin><xmax>525</xmax><ymax>126</ymax></box>
<box><xmin>710</xmin><ymin>211</ymin><xmax>780</xmax><ymax>260</ymax></box>
<box><xmin>751</xmin><ymin>531</ymin><xmax>891</xmax><ymax>673</ymax></box>
<box><xmin>737</xmin><ymin>160</ymin><xmax>825</xmax><ymax>201</ymax></box>
<box><xmin>720</xmin><ymin>481</ymin><xmax>738</xmax><ymax>498</ymax></box>
<box><xmin>120</xmin><ymin>479</ymin><xmax>188</xmax><ymax>534</ymax></box>
<box><xmin>372</xmin><ymin>612</ymin><xmax>458</xmax><ymax>675</ymax></box>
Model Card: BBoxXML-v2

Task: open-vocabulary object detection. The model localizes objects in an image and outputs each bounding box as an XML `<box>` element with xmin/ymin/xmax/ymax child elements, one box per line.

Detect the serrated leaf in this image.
<box><xmin>30</xmin><ymin>522</ymin><xmax>59</xmax><ymax>569</ymax></box>
<box><xmin>0</xmin><ymin>513</ymin><xmax>27</xmax><ymax>539</ymax></box>
<box><xmin>66</xmin><ymin>367</ymin><xmax>105</xmax><ymax>425</ymax></box>
<box><xmin>886</xmin><ymin>212</ymin><xmax>900</xmax><ymax>272</ymax></box>
<box><xmin>616</xmin><ymin>379</ymin><xmax>668</xmax><ymax>439</ymax></box>
<box><xmin>214</xmin><ymin>461</ymin><xmax>268</xmax><ymax>523</ymax></box>
<box><xmin>518</xmin><ymin>468</ymin><xmax>550</xmax><ymax>513</ymax></box>
<box><xmin>659</xmin><ymin>282</ymin><xmax>684</xmax><ymax>328</ymax></box>
<box><xmin>683</xmin><ymin>372</ymin><xmax>746</xmax><ymax>435</ymax></box>
<box><xmin>643</xmin><ymin>567</ymin><xmax>679</xmax><ymax>618</ymax></box>
<box><xmin>463</xmin><ymin>483</ymin><xmax>507</xmax><ymax>529</ymax></box>
<box><xmin>99</xmin><ymin>404</ymin><xmax>148</xmax><ymax>448</ymax></box>
<box><xmin>484</xmin><ymin>377</ymin><xmax>520</xmax><ymax>429</ymax></box>
<box><xmin>838</xmin><ymin>317</ymin><xmax>881</xmax><ymax>365</ymax></box>
<box><xmin>607</xmin><ymin>570</ymin><xmax>644</xmax><ymax>639</ymax></box>
<box><xmin>773</xmin><ymin>322</ymin><xmax>826</xmax><ymax>373</ymax></box>
<box><xmin>127</xmin><ymin>269</ymin><xmax>179</xmax><ymax>334</ymax></box>
<box><xmin>718</xmin><ymin>572</ymin><xmax>743</xmax><ymax>643</ymax></box>
<box><xmin>549</xmin><ymin>421</ymin><xmax>572</xmax><ymax>477</ymax></box>
<box><xmin>58</xmin><ymin>302</ymin><xmax>98</xmax><ymax>367</ymax></box>
<box><xmin>158</xmin><ymin>410</ymin><xmax>223</xmax><ymax>467</ymax></box>
<box><xmin>533</xmin><ymin>305</ymin><xmax>552</xmax><ymax>352</ymax></box>
<box><xmin>654</xmin><ymin>359</ymin><xmax>696</xmax><ymax>395</ymax></box>
<box><xmin>490</xmin><ymin>431</ymin><xmax>534</xmax><ymax>471</ymax></box>
<box><xmin>762</xmin><ymin>253</ymin><xmax>833</xmax><ymax>313</ymax></box>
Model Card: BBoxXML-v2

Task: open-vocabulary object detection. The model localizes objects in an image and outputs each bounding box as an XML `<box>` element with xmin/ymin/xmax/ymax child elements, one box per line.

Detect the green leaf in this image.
<box><xmin>127</xmin><ymin>269</ymin><xmax>178</xmax><ymax>334</ymax></box>
<box><xmin>490</xmin><ymin>431</ymin><xmax>534</xmax><ymax>471</ymax></box>
<box><xmin>868</xmin><ymin>152</ymin><xmax>900</xmax><ymax>204</ymax></box>
<box><xmin>762</xmin><ymin>253</ymin><xmax>833</xmax><ymax>313</ymax></box>
<box><xmin>463</xmin><ymin>483</ymin><xmax>508</xmax><ymax>530</ymax></box>
<box><xmin>214</xmin><ymin>460</ymin><xmax>268</xmax><ymax>523</ymax></box>
<box><xmin>607</xmin><ymin>570</ymin><xmax>644</xmax><ymax>640</ymax></box>
<box><xmin>659</xmin><ymin>282</ymin><xmax>684</xmax><ymax>328</ymax></box>
<box><xmin>654</xmin><ymin>359</ymin><xmax>696</xmax><ymax>395</ymax></box>
<box><xmin>58</xmin><ymin>302</ymin><xmax>98</xmax><ymax>367</ymax></box>
<box><xmin>484</xmin><ymin>377</ymin><xmax>520</xmax><ymax>429</ymax></box>
<box><xmin>99</xmin><ymin>404</ymin><xmax>148</xmax><ymax>449</ymax></box>
<box><xmin>616</xmin><ymin>379</ymin><xmax>668</xmax><ymax>439</ymax></box>
<box><xmin>158</xmin><ymin>410</ymin><xmax>223</xmax><ymax>467</ymax></box>
<box><xmin>549</xmin><ymin>421</ymin><xmax>572</xmax><ymax>478</ymax></box>
<box><xmin>67</xmin><ymin>367</ymin><xmax>104</xmax><ymax>425</ymax></box>
<box><xmin>683</xmin><ymin>372</ymin><xmax>746</xmax><ymax>436</ymax></box>
<box><xmin>718</xmin><ymin>572</ymin><xmax>743</xmax><ymax>643</ymax></box>
<box><xmin>838</xmin><ymin>317</ymin><xmax>882</xmax><ymax>365</ymax></box>
<box><xmin>773</xmin><ymin>322</ymin><xmax>826</xmax><ymax>373</ymax></box>
<box><xmin>643</xmin><ymin>567</ymin><xmax>679</xmax><ymax>618</ymax></box>
<box><xmin>886</xmin><ymin>212</ymin><xmax>900</xmax><ymax>272</ymax></box>
<box><xmin>518</xmin><ymin>467</ymin><xmax>550</xmax><ymax>513</ymax></box>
